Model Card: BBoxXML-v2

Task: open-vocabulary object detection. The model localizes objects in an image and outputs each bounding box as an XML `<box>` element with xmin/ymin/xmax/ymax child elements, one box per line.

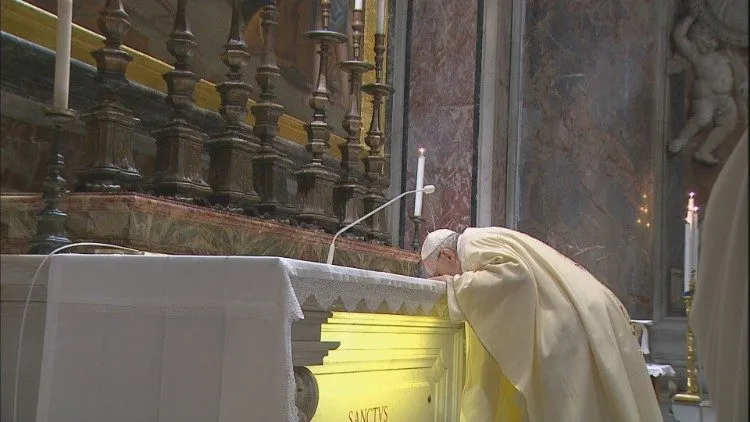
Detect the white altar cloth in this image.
<box><xmin>35</xmin><ymin>254</ymin><xmax>302</xmax><ymax>422</ymax></box>
<box><xmin>2</xmin><ymin>254</ymin><xmax>448</xmax><ymax>422</ymax></box>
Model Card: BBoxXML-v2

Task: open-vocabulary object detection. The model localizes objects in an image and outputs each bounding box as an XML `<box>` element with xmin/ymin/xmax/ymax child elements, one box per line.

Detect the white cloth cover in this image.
<box><xmin>445</xmin><ymin>227</ymin><xmax>662</xmax><ymax>422</ymax></box>
<box><xmin>690</xmin><ymin>130</ymin><xmax>748</xmax><ymax>422</ymax></box>
<box><xmin>646</xmin><ymin>364</ymin><xmax>676</xmax><ymax>378</ymax></box>
<box><xmin>36</xmin><ymin>255</ymin><xmax>303</xmax><ymax>422</ymax></box>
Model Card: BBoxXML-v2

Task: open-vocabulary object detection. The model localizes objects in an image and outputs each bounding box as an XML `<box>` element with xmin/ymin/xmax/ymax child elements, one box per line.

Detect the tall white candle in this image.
<box><xmin>684</xmin><ymin>218</ymin><xmax>692</xmax><ymax>292</ymax></box>
<box><xmin>53</xmin><ymin>0</ymin><xmax>73</xmax><ymax>109</ymax></box>
<box><xmin>683</xmin><ymin>193</ymin><xmax>695</xmax><ymax>292</ymax></box>
<box><xmin>354</xmin><ymin>0</ymin><xmax>364</xmax><ymax>10</ymax></box>
<box><xmin>691</xmin><ymin>206</ymin><xmax>699</xmax><ymax>284</ymax></box>
<box><xmin>376</xmin><ymin>0</ymin><xmax>386</xmax><ymax>34</ymax></box>
<box><xmin>414</xmin><ymin>148</ymin><xmax>426</xmax><ymax>217</ymax></box>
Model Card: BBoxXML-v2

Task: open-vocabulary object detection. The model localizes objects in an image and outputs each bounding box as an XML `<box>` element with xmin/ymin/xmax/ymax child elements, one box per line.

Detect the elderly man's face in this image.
<box><xmin>423</xmin><ymin>248</ymin><xmax>461</xmax><ymax>277</ymax></box>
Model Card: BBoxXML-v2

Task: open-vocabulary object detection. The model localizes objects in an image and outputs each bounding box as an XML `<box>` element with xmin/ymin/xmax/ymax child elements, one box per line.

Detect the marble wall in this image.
<box><xmin>514</xmin><ymin>0</ymin><xmax>659</xmax><ymax>318</ymax></box>
<box><xmin>402</xmin><ymin>0</ymin><xmax>480</xmax><ymax>247</ymax></box>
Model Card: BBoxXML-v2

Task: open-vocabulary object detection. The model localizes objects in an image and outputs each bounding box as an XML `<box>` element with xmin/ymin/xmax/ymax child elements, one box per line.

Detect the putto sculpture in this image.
<box><xmin>667</xmin><ymin>15</ymin><xmax>748</xmax><ymax>166</ymax></box>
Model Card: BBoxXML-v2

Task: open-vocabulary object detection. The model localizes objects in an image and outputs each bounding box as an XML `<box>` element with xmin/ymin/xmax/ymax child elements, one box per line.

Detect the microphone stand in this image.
<box><xmin>326</xmin><ymin>185</ymin><xmax>435</xmax><ymax>265</ymax></box>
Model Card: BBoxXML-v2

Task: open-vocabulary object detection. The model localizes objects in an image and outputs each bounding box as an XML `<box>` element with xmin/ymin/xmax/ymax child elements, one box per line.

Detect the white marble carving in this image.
<box><xmin>667</xmin><ymin>15</ymin><xmax>748</xmax><ymax>166</ymax></box>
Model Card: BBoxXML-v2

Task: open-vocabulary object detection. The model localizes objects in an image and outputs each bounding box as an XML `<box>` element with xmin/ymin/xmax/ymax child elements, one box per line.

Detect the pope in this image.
<box><xmin>421</xmin><ymin>227</ymin><xmax>662</xmax><ymax>422</ymax></box>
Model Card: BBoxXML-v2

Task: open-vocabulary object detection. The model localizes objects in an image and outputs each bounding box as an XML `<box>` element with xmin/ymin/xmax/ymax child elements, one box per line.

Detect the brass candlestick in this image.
<box><xmin>29</xmin><ymin>107</ymin><xmax>76</xmax><ymax>254</ymax></box>
<box><xmin>361</xmin><ymin>33</ymin><xmax>394</xmax><ymax>243</ymax></box>
<box><xmin>410</xmin><ymin>215</ymin><xmax>424</xmax><ymax>252</ymax></box>
<box><xmin>77</xmin><ymin>0</ymin><xmax>141</xmax><ymax>192</ymax></box>
<box><xmin>207</xmin><ymin>0</ymin><xmax>259</xmax><ymax>214</ymax></box>
<box><xmin>674</xmin><ymin>277</ymin><xmax>701</xmax><ymax>404</ymax></box>
<box><xmin>295</xmin><ymin>0</ymin><xmax>347</xmax><ymax>232</ymax></box>
<box><xmin>334</xmin><ymin>8</ymin><xmax>374</xmax><ymax>235</ymax></box>
<box><xmin>147</xmin><ymin>0</ymin><xmax>211</xmax><ymax>203</ymax></box>
<box><xmin>251</xmin><ymin>0</ymin><xmax>296</xmax><ymax>220</ymax></box>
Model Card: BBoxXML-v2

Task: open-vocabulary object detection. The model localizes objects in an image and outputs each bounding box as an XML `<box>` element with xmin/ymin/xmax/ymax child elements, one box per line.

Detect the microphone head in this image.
<box><xmin>423</xmin><ymin>185</ymin><xmax>436</xmax><ymax>194</ymax></box>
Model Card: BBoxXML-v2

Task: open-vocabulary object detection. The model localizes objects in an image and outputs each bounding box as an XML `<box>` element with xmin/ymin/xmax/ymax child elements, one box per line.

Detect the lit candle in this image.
<box><xmin>683</xmin><ymin>193</ymin><xmax>695</xmax><ymax>292</ymax></box>
<box><xmin>354</xmin><ymin>0</ymin><xmax>364</xmax><ymax>10</ymax></box>
<box><xmin>53</xmin><ymin>0</ymin><xmax>73</xmax><ymax>110</ymax></box>
<box><xmin>684</xmin><ymin>219</ymin><xmax>692</xmax><ymax>292</ymax></box>
<box><xmin>691</xmin><ymin>206</ymin><xmax>699</xmax><ymax>284</ymax></box>
<box><xmin>376</xmin><ymin>0</ymin><xmax>386</xmax><ymax>34</ymax></box>
<box><xmin>414</xmin><ymin>148</ymin><xmax>425</xmax><ymax>217</ymax></box>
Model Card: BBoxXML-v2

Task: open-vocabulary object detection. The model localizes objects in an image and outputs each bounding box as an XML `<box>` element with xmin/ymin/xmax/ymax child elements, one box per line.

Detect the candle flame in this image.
<box><xmin>419</xmin><ymin>147</ymin><xmax>426</xmax><ymax>155</ymax></box>
<box><xmin>689</xmin><ymin>192</ymin><xmax>695</xmax><ymax>198</ymax></box>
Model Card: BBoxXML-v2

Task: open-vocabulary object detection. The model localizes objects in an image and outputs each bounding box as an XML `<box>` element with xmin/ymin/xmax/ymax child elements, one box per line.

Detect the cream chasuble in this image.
<box><xmin>690</xmin><ymin>130</ymin><xmax>748</xmax><ymax>422</ymax></box>
<box><xmin>446</xmin><ymin>227</ymin><xmax>662</xmax><ymax>422</ymax></box>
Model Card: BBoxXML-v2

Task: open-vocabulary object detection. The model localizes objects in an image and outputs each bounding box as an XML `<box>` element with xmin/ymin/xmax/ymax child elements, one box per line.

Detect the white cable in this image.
<box><xmin>13</xmin><ymin>242</ymin><xmax>143</xmax><ymax>422</ymax></box>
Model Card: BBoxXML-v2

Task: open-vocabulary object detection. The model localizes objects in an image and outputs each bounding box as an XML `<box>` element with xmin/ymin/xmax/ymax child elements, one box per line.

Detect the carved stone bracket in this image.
<box><xmin>293</xmin><ymin>366</ymin><xmax>319</xmax><ymax>422</ymax></box>
<box><xmin>291</xmin><ymin>310</ymin><xmax>338</xmax><ymax>422</ymax></box>
<box><xmin>77</xmin><ymin>0</ymin><xmax>141</xmax><ymax>192</ymax></box>
<box><xmin>147</xmin><ymin>0</ymin><xmax>211</xmax><ymax>203</ymax></box>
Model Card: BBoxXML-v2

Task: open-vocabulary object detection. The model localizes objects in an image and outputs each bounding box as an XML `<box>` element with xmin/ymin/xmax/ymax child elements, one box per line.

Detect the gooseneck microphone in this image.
<box><xmin>326</xmin><ymin>185</ymin><xmax>436</xmax><ymax>265</ymax></box>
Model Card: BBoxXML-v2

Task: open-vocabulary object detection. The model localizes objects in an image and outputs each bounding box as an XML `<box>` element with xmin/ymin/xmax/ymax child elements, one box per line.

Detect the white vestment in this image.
<box><xmin>690</xmin><ymin>130</ymin><xmax>748</xmax><ymax>422</ymax></box>
<box><xmin>446</xmin><ymin>227</ymin><xmax>662</xmax><ymax>422</ymax></box>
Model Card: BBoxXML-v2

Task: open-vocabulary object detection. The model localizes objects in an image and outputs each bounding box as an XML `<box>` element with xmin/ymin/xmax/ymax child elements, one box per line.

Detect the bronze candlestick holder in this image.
<box><xmin>334</xmin><ymin>8</ymin><xmax>374</xmax><ymax>235</ymax></box>
<box><xmin>361</xmin><ymin>33</ymin><xmax>394</xmax><ymax>243</ymax></box>
<box><xmin>410</xmin><ymin>215</ymin><xmax>424</xmax><ymax>252</ymax></box>
<box><xmin>77</xmin><ymin>0</ymin><xmax>141</xmax><ymax>192</ymax></box>
<box><xmin>29</xmin><ymin>107</ymin><xmax>76</xmax><ymax>254</ymax></box>
<box><xmin>147</xmin><ymin>0</ymin><xmax>211</xmax><ymax>204</ymax></box>
<box><xmin>673</xmin><ymin>277</ymin><xmax>701</xmax><ymax>404</ymax></box>
<box><xmin>251</xmin><ymin>0</ymin><xmax>296</xmax><ymax>220</ymax></box>
<box><xmin>207</xmin><ymin>0</ymin><xmax>259</xmax><ymax>214</ymax></box>
<box><xmin>295</xmin><ymin>0</ymin><xmax>347</xmax><ymax>232</ymax></box>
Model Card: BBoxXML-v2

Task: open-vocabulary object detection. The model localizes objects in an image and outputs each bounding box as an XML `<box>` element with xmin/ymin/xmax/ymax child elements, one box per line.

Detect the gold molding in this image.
<box><xmin>0</xmin><ymin>0</ymin><xmax>395</xmax><ymax>159</ymax></box>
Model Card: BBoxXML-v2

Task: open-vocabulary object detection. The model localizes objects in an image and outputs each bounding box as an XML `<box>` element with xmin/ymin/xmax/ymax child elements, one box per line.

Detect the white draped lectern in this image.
<box><xmin>1</xmin><ymin>254</ymin><xmax>462</xmax><ymax>422</ymax></box>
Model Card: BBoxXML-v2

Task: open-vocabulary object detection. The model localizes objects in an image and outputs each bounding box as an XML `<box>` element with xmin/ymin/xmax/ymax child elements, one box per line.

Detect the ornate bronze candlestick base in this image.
<box><xmin>252</xmin><ymin>0</ymin><xmax>296</xmax><ymax>220</ymax></box>
<box><xmin>147</xmin><ymin>0</ymin><xmax>211</xmax><ymax>204</ymax></box>
<box><xmin>295</xmin><ymin>0</ymin><xmax>347</xmax><ymax>232</ymax></box>
<box><xmin>410</xmin><ymin>215</ymin><xmax>424</xmax><ymax>252</ymax></box>
<box><xmin>334</xmin><ymin>9</ymin><xmax>373</xmax><ymax>236</ymax></box>
<box><xmin>674</xmin><ymin>278</ymin><xmax>701</xmax><ymax>404</ymax></box>
<box><xmin>29</xmin><ymin>107</ymin><xmax>76</xmax><ymax>254</ymax></box>
<box><xmin>207</xmin><ymin>0</ymin><xmax>259</xmax><ymax>215</ymax></box>
<box><xmin>77</xmin><ymin>0</ymin><xmax>141</xmax><ymax>192</ymax></box>
<box><xmin>361</xmin><ymin>34</ymin><xmax>394</xmax><ymax>244</ymax></box>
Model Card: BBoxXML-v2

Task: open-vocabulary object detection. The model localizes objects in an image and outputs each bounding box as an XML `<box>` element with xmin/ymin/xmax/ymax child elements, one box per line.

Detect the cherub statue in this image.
<box><xmin>667</xmin><ymin>15</ymin><xmax>748</xmax><ymax>166</ymax></box>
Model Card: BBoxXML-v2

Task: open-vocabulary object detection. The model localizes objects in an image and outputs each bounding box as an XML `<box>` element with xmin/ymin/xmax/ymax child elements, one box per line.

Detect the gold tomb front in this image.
<box><xmin>312</xmin><ymin>313</ymin><xmax>464</xmax><ymax>421</ymax></box>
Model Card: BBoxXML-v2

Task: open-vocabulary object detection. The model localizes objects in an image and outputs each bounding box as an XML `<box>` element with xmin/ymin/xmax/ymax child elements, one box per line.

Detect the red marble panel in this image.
<box><xmin>404</xmin><ymin>0</ymin><xmax>479</xmax><ymax>248</ymax></box>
